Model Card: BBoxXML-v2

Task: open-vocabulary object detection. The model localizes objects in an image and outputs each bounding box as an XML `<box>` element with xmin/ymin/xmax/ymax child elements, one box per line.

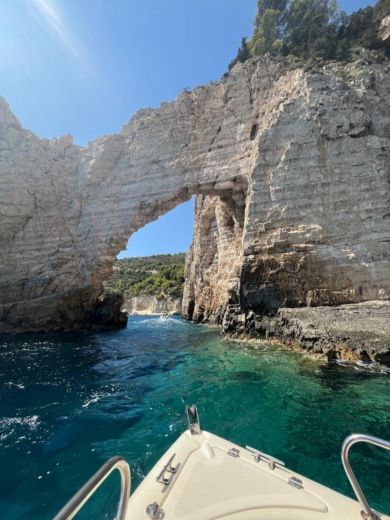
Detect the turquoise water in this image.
<box><xmin>0</xmin><ymin>316</ymin><xmax>389</xmax><ymax>519</ymax></box>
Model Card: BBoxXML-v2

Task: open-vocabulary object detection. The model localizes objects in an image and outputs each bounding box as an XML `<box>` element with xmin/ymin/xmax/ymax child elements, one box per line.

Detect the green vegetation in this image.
<box><xmin>104</xmin><ymin>254</ymin><xmax>185</xmax><ymax>300</ymax></box>
<box><xmin>228</xmin><ymin>0</ymin><xmax>390</xmax><ymax>70</ymax></box>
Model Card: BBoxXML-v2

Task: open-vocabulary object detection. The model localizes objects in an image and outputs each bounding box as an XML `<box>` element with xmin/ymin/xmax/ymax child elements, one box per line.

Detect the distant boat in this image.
<box><xmin>54</xmin><ymin>405</ymin><xmax>390</xmax><ymax>520</ymax></box>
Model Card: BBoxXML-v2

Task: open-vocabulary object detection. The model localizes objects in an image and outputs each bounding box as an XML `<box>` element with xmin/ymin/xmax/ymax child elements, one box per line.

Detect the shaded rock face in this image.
<box><xmin>0</xmin><ymin>56</ymin><xmax>389</xmax><ymax>333</ymax></box>
<box><xmin>91</xmin><ymin>294</ymin><xmax>127</xmax><ymax>330</ymax></box>
<box><xmin>183</xmin><ymin>194</ymin><xmax>245</xmax><ymax>323</ymax></box>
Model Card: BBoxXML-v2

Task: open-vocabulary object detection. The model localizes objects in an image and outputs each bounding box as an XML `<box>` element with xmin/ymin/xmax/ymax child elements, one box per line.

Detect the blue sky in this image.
<box><xmin>0</xmin><ymin>0</ymin><xmax>374</xmax><ymax>257</ymax></box>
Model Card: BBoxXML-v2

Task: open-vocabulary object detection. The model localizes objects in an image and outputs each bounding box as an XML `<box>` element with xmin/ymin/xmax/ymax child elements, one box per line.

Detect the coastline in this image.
<box><xmin>123</xmin><ymin>297</ymin><xmax>390</xmax><ymax>367</ymax></box>
<box><xmin>124</xmin><ymin>300</ymin><xmax>390</xmax><ymax>367</ymax></box>
<box><xmin>222</xmin><ymin>301</ymin><xmax>390</xmax><ymax>367</ymax></box>
<box><xmin>122</xmin><ymin>295</ymin><xmax>182</xmax><ymax>316</ymax></box>
<box><xmin>225</xmin><ymin>334</ymin><xmax>390</xmax><ymax>371</ymax></box>
<box><xmin>125</xmin><ymin>310</ymin><xmax>181</xmax><ymax>316</ymax></box>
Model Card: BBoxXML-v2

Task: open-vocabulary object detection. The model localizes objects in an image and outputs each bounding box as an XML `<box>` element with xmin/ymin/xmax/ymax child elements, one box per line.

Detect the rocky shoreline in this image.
<box><xmin>122</xmin><ymin>295</ymin><xmax>181</xmax><ymax>316</ymax></box>
<box><xmin>223</xmin><ymin>301</ymin><xmax>390</xmax><ymax>366</ymax></box>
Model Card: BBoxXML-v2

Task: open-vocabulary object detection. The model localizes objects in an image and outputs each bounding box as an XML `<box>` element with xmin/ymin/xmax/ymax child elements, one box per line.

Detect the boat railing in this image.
<box><xmin>341</xmin><ymin>433</ymin><xmax>390</xmax><ymax>520</ymax></box>
<box><xmin>53</xmin><ymin>456</ymin><xmax>131</xmax><ymax>520</ymax></box>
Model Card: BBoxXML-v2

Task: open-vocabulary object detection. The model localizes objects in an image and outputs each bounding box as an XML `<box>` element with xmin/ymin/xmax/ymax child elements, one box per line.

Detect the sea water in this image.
<box><xmin>0</xmin><ymin>316</ymin><xmax>389</xmax><ymax>519</ymax></box>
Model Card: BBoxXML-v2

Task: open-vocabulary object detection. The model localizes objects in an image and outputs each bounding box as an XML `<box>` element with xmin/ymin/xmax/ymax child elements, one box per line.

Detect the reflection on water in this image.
<box><xmin>0</xmin><ymin>316</ymin><xmax>389</xmax><ymax>519</ymax></box>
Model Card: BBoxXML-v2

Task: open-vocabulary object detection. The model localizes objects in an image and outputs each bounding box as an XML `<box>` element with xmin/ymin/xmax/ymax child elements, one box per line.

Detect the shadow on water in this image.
<box><xmin>0</xmin><ymin>317</ymin><xmax>389</xmax><ymax>519</ymax></box>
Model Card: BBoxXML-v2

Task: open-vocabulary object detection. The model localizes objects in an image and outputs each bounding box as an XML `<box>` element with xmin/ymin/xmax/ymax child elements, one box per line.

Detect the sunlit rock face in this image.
<box><xmin>122</xmin><ymin>296</ymin><xmax>182</xmax><ymax>316</ymax></box>
<box><xmin>183</xmin><ymin>58</ymin><xmax>390</xmax><ymax>326</ymax></box>
<box><xmin>379</xmin><ymin>15</ymin><xmax>390</xmax><ymax>42</ymax></box>
<box><xmin>0</xmin><ymin>55</ymin><xmax>389</xmax><ymax>333</ymax></box>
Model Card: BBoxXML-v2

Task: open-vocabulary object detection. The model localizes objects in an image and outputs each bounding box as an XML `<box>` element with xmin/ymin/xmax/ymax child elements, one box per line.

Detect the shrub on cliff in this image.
<box><xmin>229</xmin><ymin>0</ymin><xmax>389</xmax><ymax>71</ymax></box>
<box><xmin>103</xmin><ymin>253</ymin><xmax>185</xmax><ymax>300</ymax></box>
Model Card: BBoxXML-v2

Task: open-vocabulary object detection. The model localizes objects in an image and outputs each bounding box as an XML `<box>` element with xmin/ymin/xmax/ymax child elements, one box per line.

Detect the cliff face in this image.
<box><xmin>122</xmin><ymin>296</ymin><xmax>181</xmax><ymax>315</ymax></box>
<box><xmin>183</xmin><ymin>58</ymin><xmax>390</xmax><ymax>330</ymax></box>
<box><xmin>0</xmin><ymin>56</ymin><xmax>389</xmax><ymax>333</ymax></box>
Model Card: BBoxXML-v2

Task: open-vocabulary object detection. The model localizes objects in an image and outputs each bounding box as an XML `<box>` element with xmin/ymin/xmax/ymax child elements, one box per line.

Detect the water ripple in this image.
<box><xmin>0</xmin><ymin>316</ymin><xmax>389</xmax><ymax>519</ymax></box>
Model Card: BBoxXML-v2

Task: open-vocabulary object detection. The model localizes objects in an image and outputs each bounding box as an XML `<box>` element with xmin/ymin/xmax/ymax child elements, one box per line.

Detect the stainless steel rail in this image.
<box><xmin>341</xmin><ymin>433</ymin><xmax>390</xmax><ymax>520</ymax></box>
<box><xmin>53</xmin><ymin>456</ymin><xmax>131</xmax><ymax>520</ymax></box>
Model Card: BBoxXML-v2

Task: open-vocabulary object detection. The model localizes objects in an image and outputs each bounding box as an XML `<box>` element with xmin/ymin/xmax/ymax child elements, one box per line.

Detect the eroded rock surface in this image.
<box><xmin>0</xmin><ymin>55</ymin><xmax>389</xmax><ymax>339</ymax></box>
<box><xmin>183</xmin><ymin>58</ymin><xmax>390</xmax><ymax>330</ymax></box>
<box><xmin>123</xmin><ymin>296</ymin><xmax>181</xmax><ymax>316</ymax></box>
<box><xmin>253</xmin><ymin>301</ymin><xmax>390</xmax><ymax>366</ymax></box>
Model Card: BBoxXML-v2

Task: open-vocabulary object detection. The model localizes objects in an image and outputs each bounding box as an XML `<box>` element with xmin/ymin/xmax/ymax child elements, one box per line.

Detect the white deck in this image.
<box><xmin>126</xmin><ymin>430</ymin><xmax>388</xmax><ymax>519</ymax></box>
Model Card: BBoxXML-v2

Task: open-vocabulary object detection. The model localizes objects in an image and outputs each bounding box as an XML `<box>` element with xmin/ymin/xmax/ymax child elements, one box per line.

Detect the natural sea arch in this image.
<box><xmin>0</xmin><ymin>77</ymin><xmax>252</xmax><ymax>332</ymax></box>
<box><xmin>1</xmin><ymin>56</ymin><xmax>389</xmax><ymax>333</ymax></box>
<box><xmin>117</xmin><ymin>198</ymin><xmax>195</xmax><ymax>260</ymax></box>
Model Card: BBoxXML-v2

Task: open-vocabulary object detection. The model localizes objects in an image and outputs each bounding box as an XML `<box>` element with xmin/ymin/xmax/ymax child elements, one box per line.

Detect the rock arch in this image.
<box><xmin>0</xmin><ymin>68</ymin><xmax>254</xmax><ymax>332</ymax></box>
<box><xmin>0</xmin><ymin>56</ymin><xmax>389</xmax><ymax>333</ymax></box>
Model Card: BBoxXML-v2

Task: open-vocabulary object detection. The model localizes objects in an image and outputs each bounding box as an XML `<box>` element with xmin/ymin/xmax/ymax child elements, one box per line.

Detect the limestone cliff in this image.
<box><xmin>123</xmin><ymin>296</ymin><xmax>181</xmax><ymax>316</ymax></box>
<box><xmin>0</xmin><ymin>55</ymin><xmax>389</xmax><ymax>335</ymax></box>
<box><xmin>183</xmin><ymin>57</ymin><xmax>390</xmax><ymax>328</ymax></box>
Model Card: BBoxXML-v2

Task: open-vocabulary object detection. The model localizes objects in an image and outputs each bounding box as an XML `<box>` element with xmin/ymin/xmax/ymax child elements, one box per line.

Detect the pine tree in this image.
<box><xmin>249</xmin><ymin>0</ymin><xmax>288</xmax><ymax>55</ymax></box>
<box><xmin>284</xmin><ymin>0</ymin><xmax>340</xmax><ymax>59</ymax></box>
<box><xmin>227</xmin><ymin>0</ymin><xmax>389</xmax><ymax>71</ymax></box>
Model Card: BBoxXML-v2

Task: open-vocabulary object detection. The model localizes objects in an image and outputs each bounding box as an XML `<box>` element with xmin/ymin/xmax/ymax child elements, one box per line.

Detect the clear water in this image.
<box><xmin>0</xmin><ymin>316</ymin><xmax>389</xmax><ymax>519</ymax></box>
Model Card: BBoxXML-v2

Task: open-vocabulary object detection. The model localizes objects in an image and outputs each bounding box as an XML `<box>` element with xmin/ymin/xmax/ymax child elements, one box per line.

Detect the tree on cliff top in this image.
<box><xmin>229</xmin><ymin>0</ymin><xmax>389</xmax><ymax>71</ymax></box>
<box><xmin>283</xmin><ymin>0</ymin><xmax>341</xmax><ymax>59</ymax></box>
<box><xmin>250</xmin><ymin>0</ymin><xmax>288</xmax><ymax>55</ymax></box>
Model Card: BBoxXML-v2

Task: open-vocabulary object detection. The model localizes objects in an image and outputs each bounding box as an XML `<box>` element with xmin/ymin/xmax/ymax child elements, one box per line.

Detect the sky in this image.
<box><xmin>0</xmin><ymin>0</ymin><xmax>375</xmax><ymax>257</ymax></box>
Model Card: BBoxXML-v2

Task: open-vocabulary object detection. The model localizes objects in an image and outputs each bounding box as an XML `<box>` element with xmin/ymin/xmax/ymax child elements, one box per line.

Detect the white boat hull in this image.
<box><xmin>126</xmin><ymin>430</ymin><xmax>388</xmax><ymax>519</ymax></box>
